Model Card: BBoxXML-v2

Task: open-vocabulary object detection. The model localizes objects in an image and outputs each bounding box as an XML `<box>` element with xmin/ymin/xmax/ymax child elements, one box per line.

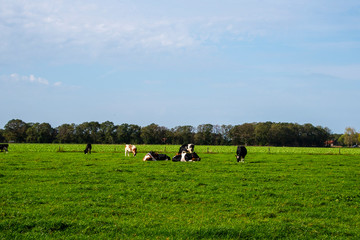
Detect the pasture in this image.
<box><xmin>0</xmin><ymin>144</ymin><xmax>360</xmax><ymax>239</ymax></box>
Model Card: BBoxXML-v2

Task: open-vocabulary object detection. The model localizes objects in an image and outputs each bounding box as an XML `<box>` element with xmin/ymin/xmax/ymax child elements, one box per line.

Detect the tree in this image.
<box><xmin>128</xmin><ymin>124</ymin><xmax>142</xmax><ymax>144</ymax></box>
<box><xmin>230</xmin><ymin>123</ymin><xmax>255</xmax><ymax>145</ymax></box>
<box><xmin>219</xmin><ymin>125</ymin><xmax>233</xmax><ymax>145</ymax></box>
<box><xmin>195</xmin><ymin>124</ymin><xmax>214</xmax><ymax>145</ymax></box>
<box><xmin>0</xmin><ymin>129</ymin><xmax>5</xmax><ymax>143</ymax></box>
<box><xmin>211</xmin><ymin>125</ymin><xmax>225</xmax><ymax>145</ymax></box>
<box><xmin>75</xmin><ymin>121</ymin><xmax>101</xmax><ymax>143</ymax></box>
<box><xmin>141</xmin><ymin>123</ymin><xmax>168</xmax><ymax>144</ymax></box>
<box><xmin>99</xmin><ymin>121</ymin><xmax>116</xmax><ymax>144</ymax></box>
<box><xmin>37</xmin><ymin>123</ymin><xmax>56</xmax><ymax>143</ymax></box>
<box><xmin>26</xmin><ymin>123</ymin><xmax>38</xmax><ymax>143</ymax></box>
<box><xmin>268</xmin><ymin>123</ymin><xmax>294</xmax><ymax>146</ymax></box>
<box><xmin>116</xmin><ymin>124</ymin><xmax>131</xmax><ymax>144</ymax></box>
<box><xmin>254</xmin><ymin>122</ymin><xmax>272</xmax><ymax>146</ymax></box>
<box><xmin>116</xmin><ymin>124</ymin><xmax>142</xmax><ymax>144</ymax></box>
<box><xmin>298</xmin><ymin>124</ymin><xmax>329</xmax><ymax>147</ymax></box>
<box><xmin>27</xmin><ymin>122</ymin><xmax>56</xmax><ymax>143</ymax></box>
<box><xmin>4</xmin><ymin>119</ymin><xmax>28</xmax><ymax>143</ymax></box>
<box><xmin>57</xmin><ymin>124</ymin><xmax>76</xmax><ymax>143</ymax></box>
<box><xmin>343</xmin><ymin>127</ymin><xmax>357</xmax><ymax>147</ymax></box>
<box><xmin>171</xmin><ymin>125</ymin><xmax>195</xmax><ymax>144</ymax></box>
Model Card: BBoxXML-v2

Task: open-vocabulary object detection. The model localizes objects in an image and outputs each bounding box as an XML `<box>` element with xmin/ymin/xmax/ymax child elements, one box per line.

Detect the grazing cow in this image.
<box><xmin>143</xmin><ymin>151</ymin><xmax>171</xmax><ymax>161</ymax></box>
<box><xmin>125</xmin><ymin>144</ymin><xmax>137</xmax><ymax>156</ymax></box>
<box><xmin>236</xmin><ymin>145</ymin><xmax>247</xmax><ymax>163</ymax></box>
<box><xmin>0</xmin><ymin>144</ymin><xmax>9</xmax><ymax>152</ymax></box>
<box><xmin>178</xmin><ymin>144</ymin><xmax>195</xmax><ymax>154</ymax></box>
<box><xmin>84</xmin><ymin>143</ymin><xmax>92</xmax><ymax>154</ymax></box>
<box><xmin>172</xmin><ymin>151</ymin><xmax>201</xmax><ymax>162</ymax></box>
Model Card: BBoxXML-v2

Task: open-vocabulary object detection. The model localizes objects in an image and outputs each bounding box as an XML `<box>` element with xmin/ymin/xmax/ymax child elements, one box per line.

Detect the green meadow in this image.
<box><xmin>1</xmin><ymin>144</ymin><xmax>359</xmax><ymax>239</ymax></box>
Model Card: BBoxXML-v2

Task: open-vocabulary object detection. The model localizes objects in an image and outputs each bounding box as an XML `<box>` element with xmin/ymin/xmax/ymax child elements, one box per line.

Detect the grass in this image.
<box><xmin>0</xmin><ymin>145</ymin><xmax>360</xmax><ymax>239</ymax></box>
<box><xmin>6</xmin><ymin>143</ymin><xmax>360</xmax><ymax>155</ymax></box>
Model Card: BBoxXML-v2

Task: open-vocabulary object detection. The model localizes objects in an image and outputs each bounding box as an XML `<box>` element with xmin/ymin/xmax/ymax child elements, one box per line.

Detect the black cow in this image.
<box><xmin>236</xmin><ymin>145</ymin><xmax>247</xmax><ymax>163</ymax></box>
<box><xmin>84</xmin><ymin>143</ymin><xmax>92</xmax><ymax>154</ymax></box>
<box><xmin>143</xmin><ymin>151</ymin><xmax>171</xmax><ymax>161</ymax></box>
<box><xmin>0</xmin><ymin>144</ymin><xmax>9</xmax><ymax>152</ymax></box>
<box><xmin>178</xmin><ymin>144</ymin><xmax>195</xmax><ymax>154</ymax></box>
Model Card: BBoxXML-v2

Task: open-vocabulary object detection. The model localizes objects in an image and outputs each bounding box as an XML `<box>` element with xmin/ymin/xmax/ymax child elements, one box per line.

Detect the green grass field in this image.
<box><xmin>1</xmin><ymin>144</ymin><xmax>360</xmax><ymax>239</ymax></box>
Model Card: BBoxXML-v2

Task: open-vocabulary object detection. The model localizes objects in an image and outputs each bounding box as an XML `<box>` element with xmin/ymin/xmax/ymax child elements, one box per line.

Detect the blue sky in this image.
<box><xmin>1</xmin><ymin>0</ymin><xmax>359</xmax><ymax>133</ymax></box>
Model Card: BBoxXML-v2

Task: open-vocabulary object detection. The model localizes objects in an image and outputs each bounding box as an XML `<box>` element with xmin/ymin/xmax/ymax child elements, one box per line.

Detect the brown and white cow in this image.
<box><xmin>125</xmin><ymin>144</ymin><xmax>137</xmax><ymax>156</ymax></box>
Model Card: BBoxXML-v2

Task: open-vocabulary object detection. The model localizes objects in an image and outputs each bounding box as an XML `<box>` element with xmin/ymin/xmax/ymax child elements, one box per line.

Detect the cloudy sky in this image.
<box><xmin>1</xmin><ymin>0</ymin><xmax>359</xmax><ymax>133</ymax></box>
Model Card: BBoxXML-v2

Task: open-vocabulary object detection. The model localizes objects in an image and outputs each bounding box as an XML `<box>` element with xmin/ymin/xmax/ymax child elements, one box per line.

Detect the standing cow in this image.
<box><xmin>236</xmin><ymin>145</ymin><xmax>247</xmax><ymax>163</ymax></box>
<box><xmin>125</xmin><ymin>144</ymin><xmax>137</xmax><ymax>156</ymax></box>
<box><xmin>84</xmin><ymin>143</ymin><xmax>92</xmax><ymax>154</ymax></box>
<box><xmin>0</xmin><ymin>144</ymin><xmax>9</xmax><ymax>153</ymax></box>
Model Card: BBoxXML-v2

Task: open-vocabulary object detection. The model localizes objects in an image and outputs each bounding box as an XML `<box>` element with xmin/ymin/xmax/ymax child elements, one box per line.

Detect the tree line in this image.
<box><xmin>2</xmin><ymin>119</ymin><xmax>355</xmax><ymax>147</ymax></box>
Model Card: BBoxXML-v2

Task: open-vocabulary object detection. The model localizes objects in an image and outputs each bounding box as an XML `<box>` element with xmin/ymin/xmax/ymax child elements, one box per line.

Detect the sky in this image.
<box><xmin>1</xmin><ymin>0</ymin><xmax>359</xmax><ymax>134</ymax></box>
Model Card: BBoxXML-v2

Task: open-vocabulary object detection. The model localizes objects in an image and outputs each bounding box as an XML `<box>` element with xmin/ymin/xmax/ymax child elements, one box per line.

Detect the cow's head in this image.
<box><xmin>133</xmin><ymin>147</ymin><xmax>137</xmax><ymax>156</ymax></box>
<box><xmin>143</xmin><ymin>154</ymin><xmax>152</xmax><ymax>161</ymax></box>
<box><xmin>187</xmin><ymin>144</ymin><xmax>194</xmax><ymax>153</ymax></box>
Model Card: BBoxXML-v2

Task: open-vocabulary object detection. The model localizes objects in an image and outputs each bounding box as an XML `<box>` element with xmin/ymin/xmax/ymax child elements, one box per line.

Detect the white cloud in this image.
<box><xmin>28</xmin><ymin>74</ymin><xmax>48</xmax><ymax>85</ymax></box>
<box><xmin>1</xmin><ymin>73</ymin><xmax>63</xmax><ymax>87</ymax></box>
<box><xmin>53</xmin><ymin>81</ymin><xmax>62</xmax><ymax>87</ymax></box>
<box><xmin>3</xmin><ymin>0</ymin><xmax>355</xmax><ymax>60</ymax></box>
<box><xmin>0</xmin><ymin>0</ymin><xmax>359</xmax><ymax>65</ymax></box>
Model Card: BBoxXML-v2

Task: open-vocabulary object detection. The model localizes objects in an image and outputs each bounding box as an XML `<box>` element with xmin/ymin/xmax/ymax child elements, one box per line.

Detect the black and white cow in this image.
<box><xmin>143</xmin><ymin>151</ymin><xmax>171</xmax><ymax>161</ymax></box>
<box><xmin>84</xmin><ymin>143</ymin><xmax>92</xmax><ymax>154</ymax></box>
<box><xmin>236</xmin><ymin>145</ymin><xmax>247</xmax><ymax>163</ymax></box>
<box><xmin>178</xmin><ymin>144</ymin><xmax>195</xmax><ymax>154</ymax></box>
<box><xmin>172</xmin><ymin>151</ymin><xmax>201</xmax><ymax>162</ymax></box>
<box><xmin>0</xmin><ymin>144</ymin><xmax>9</xmax><ymax>152</ymax></box>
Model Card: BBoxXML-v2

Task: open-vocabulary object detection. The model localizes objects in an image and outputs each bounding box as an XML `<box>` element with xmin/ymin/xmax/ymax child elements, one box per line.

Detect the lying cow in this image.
<box><xmin>143</xmin><ymin>151</ymin><xmax>171</xmax><ymax>161</ymax></box>
<box><xmin>236</xmin><ymin>145</ymin><xmax>247</xmax><ymax>163</ymax></box>
<box><xmin>84</xmin><ymin>143</ymin><xmax>92</xmax><ymax>154</ymax></box>
<box><xmin>172</xmin><ymin>151</ymin><xmax>201</xmax><ymax>162</ymax></box>
<box><xmin>0</xmin><ymin>144</ymin><xmax>9</xmax><ymax>152</ymax></box>
<box><xmin>178</xmin><ymin>144</ymin><xmax>195</xmax><ymax>154</ymax></box>
<box><xmin>125</xmin><ymin>144</ymin><xmax>137</xmax><ymax>156</ymax></box>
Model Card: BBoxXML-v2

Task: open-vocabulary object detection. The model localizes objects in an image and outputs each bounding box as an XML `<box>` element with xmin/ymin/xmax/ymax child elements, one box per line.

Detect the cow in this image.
<box><xmin>125</xmin><ymin>144</ymin><xmax>137</xmax><ymax>156</ymax></box>
<box><xmin>143</xmin><ymin>151</ymin><xmax>171</xmax><ymax>161</ymax></box>
<box><xmin>84</xmin><ymin>143</ymin><xmax>92</xmax><ymax>154</ymax></box>
<box><xmin>0</xmin><ymin>144</ymin><xmax>9</xmax><ymax>153</ymax></box>
<box><xmin>236</xmin><ymin>145</ymin><xmax>247</xmax><ymax>163</ymax></box>
<box><xmin>177</xmin><ymin>144</ymin><xmax>195</xmax><ymax>154</ymax></box>
<box><xmin>172</xmin><ymin>151</ymin><xmax>201</xmax><ymax>162</ymax></box>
